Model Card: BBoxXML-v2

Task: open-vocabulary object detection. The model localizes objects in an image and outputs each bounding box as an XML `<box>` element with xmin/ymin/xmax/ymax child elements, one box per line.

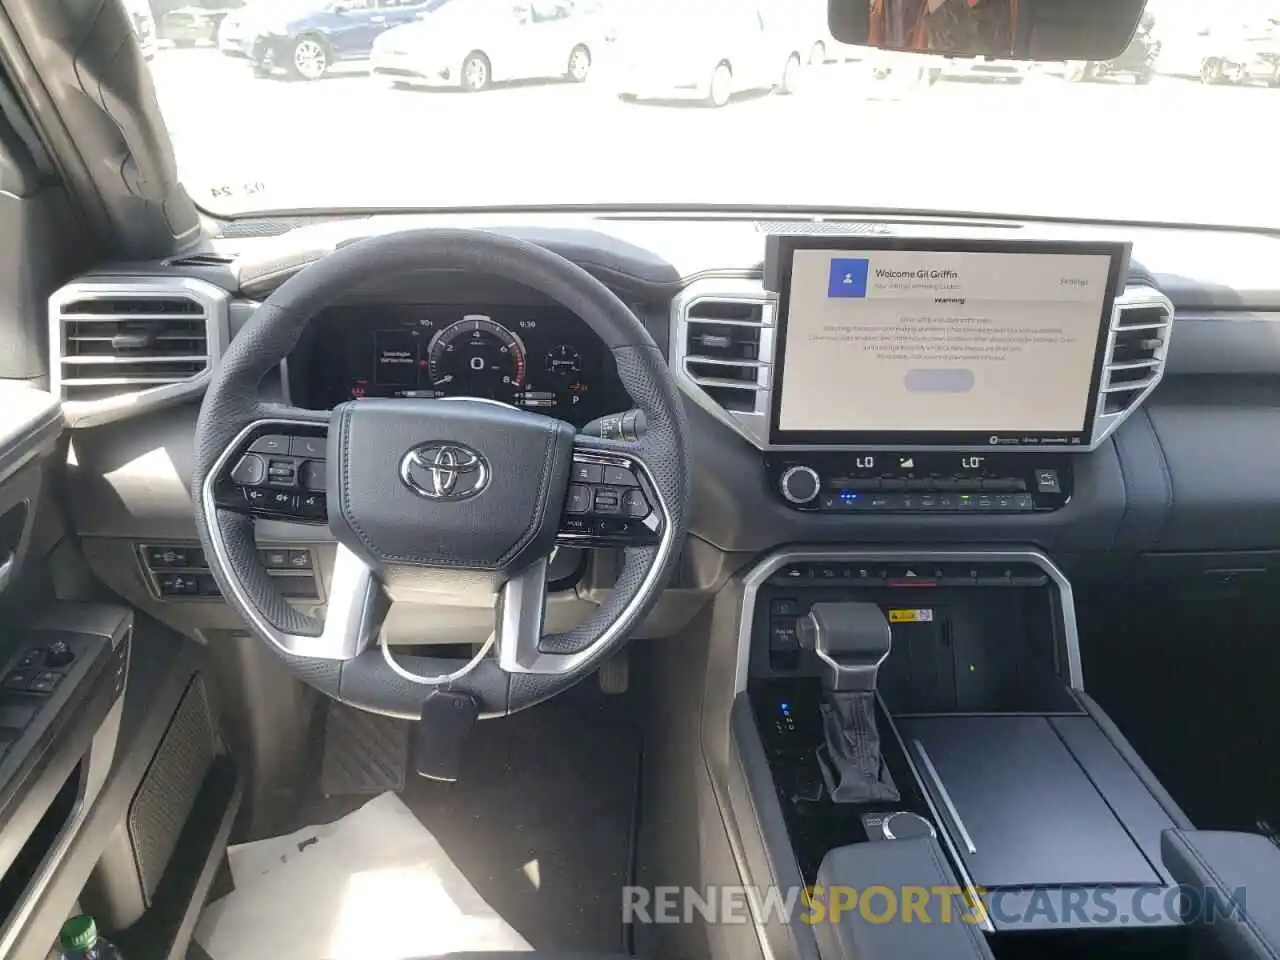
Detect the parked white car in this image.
<box><xmin>371</xmin><ymin>0</ymin><xmax>605</xmax><ymax>91</ymax></box>
<box><xmin>612</xmin><ymin>1</ymin><xmax>805</xmax><ymax>108</ymax></box>
<box><xmin>938</xmin><ymin>55</ymin><xmax>1031</xmax><ymax>83</ymax></box>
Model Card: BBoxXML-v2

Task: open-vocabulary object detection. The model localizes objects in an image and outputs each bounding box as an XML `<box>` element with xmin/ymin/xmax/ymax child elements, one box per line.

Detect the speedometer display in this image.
<box><xmin>306</xmin><ymin>304</ymin><xmax>631</xmax><ymax>428</ymax></box>
<box><xmin>427</xmin><ymin>315</ymin><xmax>527</xmax><ymax>402</ymax></box>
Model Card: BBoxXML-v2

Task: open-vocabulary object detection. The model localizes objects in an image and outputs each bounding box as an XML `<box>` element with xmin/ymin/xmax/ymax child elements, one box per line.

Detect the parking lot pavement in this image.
<box><xmin>150</xmin><ymin>49</ymin><xmax>1276</xmax><ymax>227</ymax></box>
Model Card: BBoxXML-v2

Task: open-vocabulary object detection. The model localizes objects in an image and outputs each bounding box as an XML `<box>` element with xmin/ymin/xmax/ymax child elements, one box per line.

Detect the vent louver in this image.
<box><xmin>1101</xmin><ymin>289</ymin><xmax>1174</xmax><ymax>418</ymax></box>
<box><xmin>49</xmin><ymin>279</ymin><xmax>229</xmax><ymax>423</ymax></box>
<box><xmin>670</xmin><ymin>281</ymin><xmax>776</xmax><ymax>446</ymax></box>
<box><xmin>682</xmin><ymin>297</ymin><xmax>771</xmax><ymax>413</ymax></box>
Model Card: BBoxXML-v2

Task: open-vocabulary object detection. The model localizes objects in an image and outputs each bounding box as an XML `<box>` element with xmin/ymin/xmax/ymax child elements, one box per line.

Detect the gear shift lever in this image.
<box><xmin>797</xmin><ymin>603</ymin><xmax>899</xmax><ymax>804</ymax></box>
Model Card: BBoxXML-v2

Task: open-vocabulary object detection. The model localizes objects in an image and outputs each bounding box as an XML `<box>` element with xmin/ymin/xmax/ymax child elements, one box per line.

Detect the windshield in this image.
<box><xmin>148</xmin><ymin>0</ymin><xmax>1280</xmax><ymax>226</ymax></box>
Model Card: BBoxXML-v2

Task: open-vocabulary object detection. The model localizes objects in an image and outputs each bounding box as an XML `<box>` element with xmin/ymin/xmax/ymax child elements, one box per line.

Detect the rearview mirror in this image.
<box><xmin>828</xmin><ymin>0</ymin><xmax>1149</xmax><ymax>61</ymax></box>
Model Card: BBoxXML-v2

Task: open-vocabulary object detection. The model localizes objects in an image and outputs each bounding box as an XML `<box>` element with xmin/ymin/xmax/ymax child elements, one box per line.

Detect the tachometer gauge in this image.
<box><xmin>545</xmin><ymin>344</ymin><xmax>583</xmax><ymax>376</ymax></box>
<box><xmin>427</xmin><ymin>315</ymin><xmax>527</xmax><ymax>400</ymax></box>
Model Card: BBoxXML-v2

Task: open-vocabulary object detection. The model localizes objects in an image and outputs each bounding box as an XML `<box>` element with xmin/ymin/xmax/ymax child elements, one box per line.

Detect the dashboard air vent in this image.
<box><xmin>1101</xmin><ymin>288</ymin><xmax>1174</xmax><ymax>417</ymax></box>
<box><xmin>681</xmin><ymin>297</ymin><xmax>770</xmax><ymax>413</ymax></box>
<box><xmin>49</xmin><ymin>279</ymin><xmax>229</xmax><ymax>424</ymax></box>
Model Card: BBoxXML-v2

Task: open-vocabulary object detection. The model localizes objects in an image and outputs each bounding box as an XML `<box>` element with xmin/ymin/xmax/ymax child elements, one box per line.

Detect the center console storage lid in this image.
<box><xmin>815</xmin><ymin>837</ymin><xmax>995</xmax><ymax>960</ymax></box>
<box><xmin>898</xmin><ymin>715</ymin><xmax>1162</xmax><ymax>889</ymax></box>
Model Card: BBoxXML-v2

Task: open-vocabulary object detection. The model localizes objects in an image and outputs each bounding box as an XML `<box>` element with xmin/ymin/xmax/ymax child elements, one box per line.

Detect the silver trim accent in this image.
<box><xmin>778</xmin><ymin>465</ymin><xmax>820</xmax><ymax>504</ymax></box>
<box><xmin>801</xmin><ymin>607</ymin><xmax>891</xmax><ymax>692</ymax></box>
<box><xmin>49</xmin><ymin>277</ymin><xmax>231</xmax><ymax>428</ymax></box>
<box><xmin>734</xmin><ymin>547</ymin><xmax>1083</xmax><ymax>695</ymax></box>
<box><xmin>554</xmin><ymin>448</ymin><xmax>663</xmax><ymax>541</ymax></box>
<box><xmin>398</xmin><ymin>442</ymin><xmax>490</xmax><ymax>500</ymax></box>
<box><xmin>672</xmin><ymin>277</ymin><xmax>1174</xmax><ymax>453</ymax></box>
<box><xmin>206</xmin><ymin>421</ymin><xmax>676</xmax><ymax>676</ymax></box>
<box><xmin>881</xmin><ymin>810</ymin><xmax>938</xmax><ymax>841</ymax></box>
<box><xmin>913</xmin><ymin>740</ymin><xmax>978</xmax><ymax>854</ymax></box>
<box><xmin>497</xmin><ymin>451</ymin><xmax>675</xmax><ymax>674</ymax></box>
<box><xmin>670</xmin><ymin>278</ymin><xmax>776</xmax><ymax>448</ymax></box>
<box><xmin>201</xmin><ymin>418</ymin><xmax>382</xmax><ymax>660</ymax></box>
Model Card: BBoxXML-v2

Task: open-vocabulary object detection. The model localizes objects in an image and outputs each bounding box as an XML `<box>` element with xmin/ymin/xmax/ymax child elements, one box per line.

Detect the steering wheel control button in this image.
<box><xmin>248</xmin><ymin>435</ymin><xmax>291</xmax><ymax>455</ymax></box>
<box><xmin>565</xmin><ymin>484</ymin><xmax>593</xmax><ymax>514</ymax></box>
<box><xmin>267</xmin><ymin>460</ymin><xmax>298</xmax><ymax>486</ymax></box>
<box><xmin>242</xmin><ymin>487</ymin><xmax>269</xmax><ymax>507</ymax></box>
<box><xmin>299</xmin><ymin>493</ymin><xmax>327</xmax><ymax>519</ymax></box>
<box><xmin>622</xmin><ymin>489</ymin><xmax>650</xmax><ymax>519</ymax></box>
<box><xmin>290</xmin><ymin>435</ymin><xmax>327</xmax><ymax>459</ymax></box>
<box><xmin>602</xmin><ymin>466</ymin><xmax>640</xmax><ymax>487</ymax></box>
<box><xmin>230</xmin><ymin>454</ymin><xmax>267</xmax><ymax>486</ymax></box>
<box><xmin>561</xmin><ymin>516</ymin><xmax>591</xmax><ymax>535</ymax></box>
<box><xmin>592</xmin><ymin>489</ymin><xmax>622</xmax><ymax>515</ymax></box>
<box><xmin>266</xmin><ymin>491</ymin><xmax>297</xmax><ymax>512</ymax></box>
<box><xmin>571</xmin><ymin>462</ymin><xmax>604</xmax><ymax>484</ymax></box>
<box><xmin>299</xmin><ymin>460</ymin><xmax>326</xmax><ymax>492</ymax></box>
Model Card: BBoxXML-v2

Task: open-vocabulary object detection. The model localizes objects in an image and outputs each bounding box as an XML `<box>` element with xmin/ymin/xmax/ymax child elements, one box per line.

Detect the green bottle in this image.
<box><xmin>58</xmin><ymin>916</ymin><xmax>122</xmax><ymax>960</ymax></box>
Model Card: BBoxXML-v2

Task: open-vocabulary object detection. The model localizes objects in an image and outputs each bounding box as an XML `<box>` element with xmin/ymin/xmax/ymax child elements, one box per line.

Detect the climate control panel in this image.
<box><xmin>768</xmin><ymin>452</ymin><xmax>1073</xmax><ymax>514</ymax></box>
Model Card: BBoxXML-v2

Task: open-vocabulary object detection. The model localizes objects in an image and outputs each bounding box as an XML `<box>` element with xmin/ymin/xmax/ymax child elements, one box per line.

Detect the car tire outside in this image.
<box><xmin>462</xmin><ymin>51</ymin><xmax>490</xmax><ymax>91</ymax></box>
<box><xmin>706</xmin><ymin>61</ymin><xmax>732</xmax><ymax>107</ymax></box>
<box><xmin>1200</xmin><ymin>58</ymin><xmax>1223</xmax><ymax>84</ymax></box>
<box><xmin>287</xmin><ymin>35</ymin><xmax>330</xmax><ymax>80</ymax></box>
<box><xmin>566</xmin><ymin>44</ymin><xmax>590</xmax><ymax>82</ymax></box>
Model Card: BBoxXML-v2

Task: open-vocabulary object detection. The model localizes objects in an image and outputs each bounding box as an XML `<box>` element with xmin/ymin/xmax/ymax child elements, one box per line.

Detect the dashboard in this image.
<box><xmin>48</xmin><ymin>215</ymin><xmax>1280</xmax><ymax>647</ymax></box>
<box><xmin>296</xmin><ymin>303</ymin><xmax>632</xmax><ymax>427</ymax></box>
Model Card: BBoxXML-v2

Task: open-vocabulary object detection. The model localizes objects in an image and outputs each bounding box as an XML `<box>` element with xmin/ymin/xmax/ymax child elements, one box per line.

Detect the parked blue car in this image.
<box><xmin>219</xmin><ymin>0</ymin><xmax>449</xmax><ymax>80</ymax></box>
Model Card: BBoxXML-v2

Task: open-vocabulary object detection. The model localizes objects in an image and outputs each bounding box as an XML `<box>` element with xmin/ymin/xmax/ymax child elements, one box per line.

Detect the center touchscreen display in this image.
<box><xmin>769</xmin><ymin>238</ymin><xmax>1126</xmax><ymax>447</ymax></box>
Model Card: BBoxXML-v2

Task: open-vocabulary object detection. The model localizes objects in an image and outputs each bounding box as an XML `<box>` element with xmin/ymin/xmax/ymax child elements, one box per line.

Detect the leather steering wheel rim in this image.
<box><xmin>190</xmin><ymin>228</ymin><xmax>690</xmax><ymax>718</ymax></box>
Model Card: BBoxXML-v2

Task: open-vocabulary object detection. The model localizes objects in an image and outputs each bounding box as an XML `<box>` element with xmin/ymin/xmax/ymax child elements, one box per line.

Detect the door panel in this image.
<box><xmin>0</xmin><ymin>385</ymin><xmax>63</xmax><ymax>601</ymax></box>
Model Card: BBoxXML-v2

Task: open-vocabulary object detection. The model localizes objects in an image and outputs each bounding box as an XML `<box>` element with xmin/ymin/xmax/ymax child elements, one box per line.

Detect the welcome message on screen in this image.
<box><xmin>777</xmin><ymin>249</ymin><xmax>1113</xmax><ymax>434</ymax></box>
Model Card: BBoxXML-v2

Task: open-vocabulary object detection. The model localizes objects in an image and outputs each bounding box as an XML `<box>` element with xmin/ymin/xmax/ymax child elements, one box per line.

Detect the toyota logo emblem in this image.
<box><xmin>399</xmin><ymin>443</ymin><xmax>490</xmax><ymax>500</ymax></box>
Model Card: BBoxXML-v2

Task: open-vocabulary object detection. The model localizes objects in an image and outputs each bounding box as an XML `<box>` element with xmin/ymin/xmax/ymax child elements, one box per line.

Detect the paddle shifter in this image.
<box><xmin>797</xmin><ymin>603</ymin><xmax>900</xmax><ymax>804</ymax></box>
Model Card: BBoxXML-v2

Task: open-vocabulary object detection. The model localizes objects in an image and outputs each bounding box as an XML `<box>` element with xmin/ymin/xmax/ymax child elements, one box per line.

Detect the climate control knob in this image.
<box><xmin>779</xmin><ymin>466</ymin><xmax>821</xmax><ymax>505</ymax></box>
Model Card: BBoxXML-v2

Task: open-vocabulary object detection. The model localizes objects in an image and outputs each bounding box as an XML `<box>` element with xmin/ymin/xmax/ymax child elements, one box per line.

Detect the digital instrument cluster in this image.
<box><xmin>304</xmin><ymin>304</ymin><xmax>631</xmax><ymax>426</ymax></box>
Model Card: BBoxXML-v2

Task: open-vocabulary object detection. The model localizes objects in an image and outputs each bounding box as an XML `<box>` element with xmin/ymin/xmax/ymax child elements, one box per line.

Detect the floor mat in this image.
<box><xmin>399</xmin><ymin>697</ymin><xmax>642</xmax><ymax>954</ymax></box>
<box><xmin>193</xmin><ymin>792</ymin><xmax>532</xmax><ymax>960</ymax></box>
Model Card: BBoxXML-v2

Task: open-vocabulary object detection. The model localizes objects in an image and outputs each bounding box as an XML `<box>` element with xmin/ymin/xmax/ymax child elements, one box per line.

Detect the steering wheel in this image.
<box><xmin>190</xmin><ymin>229</ymin><xmax>690</xmax><ymax>718</ymax></box>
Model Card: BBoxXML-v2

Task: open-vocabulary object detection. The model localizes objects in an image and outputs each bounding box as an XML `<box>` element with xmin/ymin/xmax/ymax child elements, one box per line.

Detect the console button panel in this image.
<box><xmin>767</xmin><ymin>452</ymin><xmax>1073</xmax><ymax>514</ymax></box>
<box><xmin>138</xmin><ymin>542</ymin><xmax>320</xmax><ymax>601</ymax></box>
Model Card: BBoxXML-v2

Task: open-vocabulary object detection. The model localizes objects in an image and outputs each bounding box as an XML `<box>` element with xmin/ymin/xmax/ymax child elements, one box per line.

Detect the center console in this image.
<box><xmin>736</xmin><ymin>548</ymin><xmax>1195</xmax><ymax>957</ymax></box>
